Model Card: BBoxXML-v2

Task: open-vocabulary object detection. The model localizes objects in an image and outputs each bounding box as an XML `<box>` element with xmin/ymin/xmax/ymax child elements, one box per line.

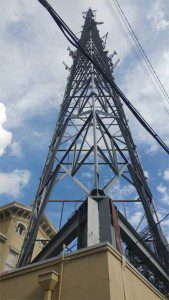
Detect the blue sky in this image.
<box><xmin>0</xmin><ymin>0</ymin><xmax>169</xmax><ymax>238</ymax></box>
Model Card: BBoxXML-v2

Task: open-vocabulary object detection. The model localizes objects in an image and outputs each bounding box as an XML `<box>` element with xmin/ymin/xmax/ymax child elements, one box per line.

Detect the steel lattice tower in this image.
<box><xmin>18</xmin><ymin>5</ymin><xmax>169</xmax><ymax>295</ymax></box>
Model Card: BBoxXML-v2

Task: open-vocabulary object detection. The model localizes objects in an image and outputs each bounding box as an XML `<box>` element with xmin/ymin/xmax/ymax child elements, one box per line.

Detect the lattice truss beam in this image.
<box><xmin>18</xmin><ymin>7</ymin><xmax>169</xmax><ymax>288</ymax></box>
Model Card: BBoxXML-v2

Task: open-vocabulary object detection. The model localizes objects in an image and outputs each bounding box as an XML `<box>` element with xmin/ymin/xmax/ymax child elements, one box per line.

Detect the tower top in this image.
<box><xmin>82</xmin><ymin>8</ymin><xmax>95</xmax><ymax>18</ymax></box>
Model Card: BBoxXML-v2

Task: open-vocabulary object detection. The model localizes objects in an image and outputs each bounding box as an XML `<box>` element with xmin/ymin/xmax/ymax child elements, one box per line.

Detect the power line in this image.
<box><xmin>147</xmin><ymin>243</ymin><xmax>169</xmax><ymax>262</ymax></box>
<box><xmin>113</xmin><ymin>0</ymin><xmax>169</xmax><ymax>106</ymax></box>
<box><xmin>105</xmin><ymin>0</ymin><xmax>169</xmax><ymax>115</ymax></box>
<box><xmin>105</xmin><ymin>0</ymin><xmax>169</xmax><ymax>113</ymax></box>
<box><xmin>135</xmin><ymin>213</ymin><xmax>169</xmax><ymax>246</ymax></box>
<box><xmin>125</xmin><ymin>213</ymin><xmax>169</xmax><ymax>265</ymax></box>
<box><xmin>124</xmin><ymin>213</ymin><xmax>169</xmax><ymax>270</ymax></box>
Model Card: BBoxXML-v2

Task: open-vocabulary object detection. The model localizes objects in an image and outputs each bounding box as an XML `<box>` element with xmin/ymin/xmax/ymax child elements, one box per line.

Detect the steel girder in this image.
<box><xmin>32</xmin><ymin>199</ymin><xmax>169</xmax><ymax>293</ymax></box>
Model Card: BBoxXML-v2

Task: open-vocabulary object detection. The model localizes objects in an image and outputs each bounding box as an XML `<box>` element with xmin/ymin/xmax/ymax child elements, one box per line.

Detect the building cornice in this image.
<box><xmin>0</xmin><ymin>201</ymin><xmax>57</xmax><ymax>238</ymax></box>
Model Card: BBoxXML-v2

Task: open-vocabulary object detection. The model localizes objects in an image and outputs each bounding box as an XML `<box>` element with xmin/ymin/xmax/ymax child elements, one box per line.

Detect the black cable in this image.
<box><xmin>105</xmin><ymin>0</ymin><xmax>169</xmax><ymax>112</ymax></box>
<box><xmin>113</xmin><ymin>0</ymin><xmax>169</xmax><ymax>106</ymax></box>
<box><xmin>135</xmin><ymin>213</ymin><xmax>169</xmax><ymax>246</ymax></box>
<box><xmin>109</xmin><ymin>0</ymin><xmax>169</xmax><ymax>111</ymax></box>
<box><xmin>122</xmin><ymin>212</ymin><xmax>169</xmax><ymax>248</ymax></box>
<box><xmin>124</xmin><ymin>213</ymin><xmax>169</xmax><ymax>268</ymax></box>
<box><xmin>37</xmin><ymin>0</ymin><xmax>169</xmax><ymax>154</ymax></box>
<box><xmin>105</xmin><ymin>0</ymin><xmax>169</xmax><ymax>115</ymax></box>
<box><xmin>124</xmin><ymin>214</ymin><xmax>169</xmax><ymax>272</ymax></box>
<box><xmin>148</xmin><ymin>243</ymin><xmax>169</xmax><ymax>261</ymax></box>
<box><xmin>132</xmin><ymin>243</ymin><xmax>169</xmax><ymax>280</ymax></box>
<box><xmin>128</xmin><ymin>242</ymin><xmax>169</xmax><ymax>288</ymax></box>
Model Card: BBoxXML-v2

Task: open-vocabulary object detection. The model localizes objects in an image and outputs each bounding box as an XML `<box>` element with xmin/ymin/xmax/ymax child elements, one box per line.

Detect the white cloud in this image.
<box><xmin>129</xmin><ymin>211</ymin><xmax>143</xmax><ymax>226</ymax></box>
<box><xmin>157</xmin><ymin>184</ymin><xmax>169</xmax><ymax>205</ymax></box>
<box><xmin>144</xmin><ymin>170</ymin><xmax>149</xmax><ymax>179</ymax></box>
<box><xmin>162</xmin><ymin>218</ymin><xmax>169</xmax><ymax>226</ymax></box>
<box><xmin>109</xmin><ymin>181</ymin><xmax>136</xmax><ymax>199</ymax></box>
<box><xmin>0</xmin><ymin>103</ymin><xmax>12</xmax><ymax>156</ymax></box>
<box><xmin>121</xmin><ymin>49</ymin><xmax>169</xmax><ymax>152</ymax></box>
<box><xmin>9</xmin><ymin>141</ymin><xmax>22</xmax><ymax>157</ymax></box>
<box><xmin>0</xmin><ymin>0</ymin><xmax>67</xmax><ymax>129</ymax></box>
<box><xmin>0</xmin><ymin>169</ymin><xmax>31</xmax><ymax>197</ymax></box>
<box><xmin>163</xmin><ymin>168</ymin><xmax>169</xmax><ymax>181</ymax></box>
<box><xmin>148</xmin><ymin>0</ymin><xmax>169</xmax><ymax>31</ymax></box>
<box><xmin>157</xmin><ymin>184</ymin><xmax>167</xmax><ymax>194</ymax></box>
<box><xmin>82</xmin><ymin>171</ymin><xmax>93</xmax><ymax>178</ymax></box>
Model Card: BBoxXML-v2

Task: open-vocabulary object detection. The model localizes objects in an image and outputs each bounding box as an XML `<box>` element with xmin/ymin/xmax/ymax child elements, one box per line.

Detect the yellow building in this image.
<box><xmin>0</xmin><ymin>243</ymin><xmax>167</xmax><ymax>300</ymax></box>
<box><xmin>0</xmin><ymin>201</ymin><xmax>57</xmax><ymax>272</ymax></box>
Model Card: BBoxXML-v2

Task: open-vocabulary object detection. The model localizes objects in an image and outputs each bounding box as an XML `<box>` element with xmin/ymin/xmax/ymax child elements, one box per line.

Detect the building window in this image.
<box><xmin>16</xmin><ymin>223</ymin><xmax>25</xmax><ymax>236</ymax></box>
<box><xmin>5</xmin><ymin>249</ymin><xmax>19</xmax><ymax>271</ymax></box>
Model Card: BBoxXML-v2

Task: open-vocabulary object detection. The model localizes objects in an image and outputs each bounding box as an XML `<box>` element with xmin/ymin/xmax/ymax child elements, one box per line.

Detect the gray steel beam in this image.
<box><xmin>118</xmin><ymin>211</ymin><xmax>169</xmax><ymax>282</ymax></box>
<box><xmin>33</xmin><ymin>201</ymin><xmax>168</xmax><ymax>287</ymax></box>
<box><xmin>99</xmin><ymin>197</ymin><xmax>116</xmax><ymax>246</ymax></box>
<box><xmin>87</xmin><ymin>197</ymin><xmax>99</xmax><ymax>246</ymax></box>
<box><xmin>77</xmin><ymin>202</ymin><xmax>87</xmax><ymax>249</ymax></box>
<box><xmin>34</xmin><ymin>203</ymin><xmax>87</xmax><ymax>261</ymax></box>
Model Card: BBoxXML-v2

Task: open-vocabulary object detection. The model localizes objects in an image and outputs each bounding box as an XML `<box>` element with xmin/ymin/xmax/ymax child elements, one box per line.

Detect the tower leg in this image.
<box><xmin>87</xmin><ymin>196</ymin><xmax>99</xmax><ymax>247</ymax></box>
<box><xmin>99</xmin><ymin>197</ymin><xmax>116</xmax><ymax>246</ymax></box>
<box><xmin>77</xmin><ymin>197</ymin><xmax>99</xmax><ymax>248</ymax></box>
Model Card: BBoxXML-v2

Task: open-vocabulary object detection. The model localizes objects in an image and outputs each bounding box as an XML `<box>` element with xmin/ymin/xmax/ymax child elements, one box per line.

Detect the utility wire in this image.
<box><xmin>145</xmin><ymin>243</ymin><xmax>169</xmax><ymax>263</ymax></box>
<box><xmin>105</xmin><ymin>0</ymin><xmax>169</xmax><ymax>114</ymax></box>
<box><xmin>105</xmin><ymin>0</ymin><xmax>169</xmax><ymax>115</ymax></box>
<box><xmin>130</xmin><ymin>242</ymin><xmax>169</xmax><ymax>286</ymax></box>
<box><xmin>132</xmin><ymin>242</ymin><xmax>169</xmax><ymax>280</ymax></box>
<box><xmin>135</xmin><ymin>213</ymin><xmax>169</xmax><ymax>246</ymax></box>
<box><xmin>37</xmin><ymin>0</ymin><xmax>169</xmax><ymax>154</ymax></box>
<box><xmin>126</xmin><ymin>213</ymin><xmax>169</xmax><ymax>266</ymax></box>
<box><xmin>113</xmin><ymin>0</ymin><xmax>169</xmax><ymax>106</ymax></box>
<box><xmin>125</xmin><ymin>213</ymin><xmax>169</xmax><ymax>269</ymax></box>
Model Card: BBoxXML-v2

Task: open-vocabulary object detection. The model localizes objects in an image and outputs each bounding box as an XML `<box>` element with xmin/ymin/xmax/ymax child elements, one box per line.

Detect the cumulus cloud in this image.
<box><xmin>9</xmin><ymin>141</ymin><xmax>22</xmax><ymax>157</ymax></box>
<box><xmin>121</xmin><ymin>49</ymin><xmax>169</xmax><ymax>152</ymax></box>
<box><xmin>109</xmin><ymin>181</ymin><xmax>136</xmax><ymax>200</ymax></box>
<box><xmin>144</xmin><ymin>170</ymin><xmax>149</xmax><ymax>179</ymax></box>
<box><xmin>82</xmin><ymin>171</ymin><xmax>93</xmax><ymax>178</ymax></box>
<box><xmin>147</xmin><ymin>0</ymin><xmax>169</xmax><ymax>31</ymax></box>
<box><xmin>129</xmin><ymin>211</ymin><xmax>143</xmax><ymax>226</ymax></box>
<box><xmin>157</xmin><ymin>184</ymin><xmax>169</xmax><ymax>205</ymax></box>
<box><xmin>163</xmin><ymin>168</ymin><xmax>169</xmax><ymax>181</ymax></box>
<box><xmin>157</xmin><ymin>184</ymin><xmax>167</xmax><ymax>194</ymax></box>
<box><xmin>0</xmin><ymin>169</ymin><xmax>31</xmax><ymax>197</ymax></box>
<box><xmin>1</xmin><ymin>0</ymin><xmax>66</xmax><ymax>129</ymax></box>
<box><xmin>0</xmin><ymin>103</ymin><xmax>12</xmax><ymax>156</ymax></box>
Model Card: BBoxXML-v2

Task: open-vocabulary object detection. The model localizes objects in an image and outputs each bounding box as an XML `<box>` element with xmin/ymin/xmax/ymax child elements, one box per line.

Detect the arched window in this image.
<box><xmin>16</xmin><ymin>223</ymin><xmax>25</xmax><ymax>236</ymax></box>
